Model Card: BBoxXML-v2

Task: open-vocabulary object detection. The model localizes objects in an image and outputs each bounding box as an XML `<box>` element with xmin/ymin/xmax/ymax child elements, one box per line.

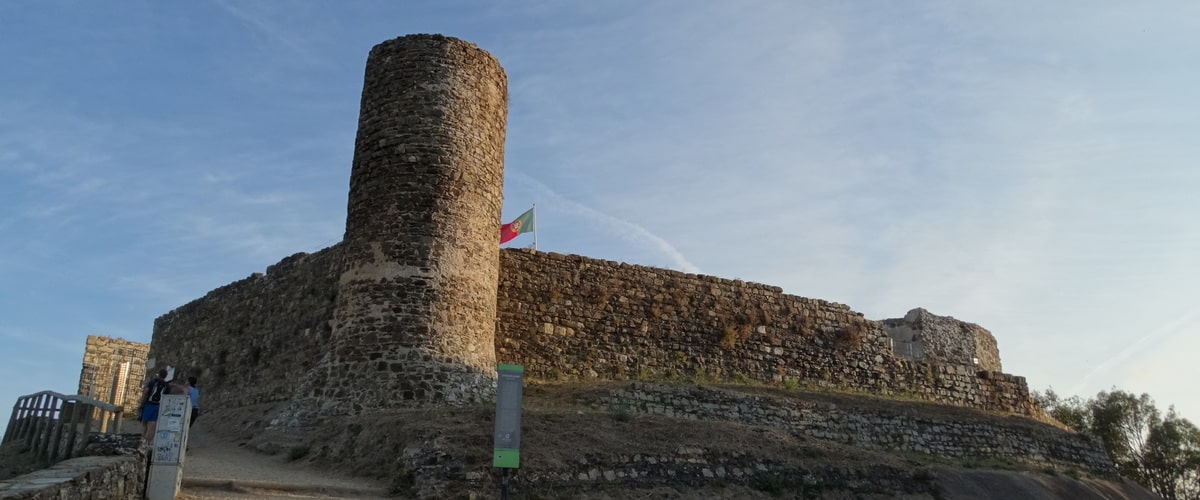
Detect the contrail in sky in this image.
<box><xmin>509</xmin><ymin>171</ymin><xmax>702</xmax><ymax>274</ymax></box>
<box><xmin>1069</xmin><ymin>306</ymin><xmax>1199</xmax><ymax>396</ymax></box>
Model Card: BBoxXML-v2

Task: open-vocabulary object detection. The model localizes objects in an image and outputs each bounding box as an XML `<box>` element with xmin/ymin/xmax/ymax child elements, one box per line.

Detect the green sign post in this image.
<box><xmin>493</xmin><ymin>364</ymin><xmax>524</xmax><ymax>468</ymax></box>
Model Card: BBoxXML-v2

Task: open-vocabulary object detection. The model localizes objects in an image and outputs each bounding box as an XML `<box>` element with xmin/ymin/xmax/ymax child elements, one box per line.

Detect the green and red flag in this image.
<box><xmin>500</xmin><ymin>207</ymin><xmax>535</xmax><ymax>244</ymax></box>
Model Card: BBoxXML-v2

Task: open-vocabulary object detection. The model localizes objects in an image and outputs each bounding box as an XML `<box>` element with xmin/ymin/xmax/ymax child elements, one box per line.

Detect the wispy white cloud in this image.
<box><xmin>508</xmin><ymin>171</ymin><xmax>701</xmax><ymax>274</ymax></box>
<box><xmin>114</xmin><ymin>275</ymin><xmax>190</xmax><ymax>305</ymax></box>
<box><xmin>1070</xmin><ymin>307</ymin><xmax>1200</xmax><ymax>396</ymax></box>
<box><xmin>0</xmin><ymin>326</ymin><xmax>79</xmax><ymax>354</ymax></box>
<box><xmin>209</xmin><ymin>0</ymin><xmax>327</xmax><ymax>67</ymax></box>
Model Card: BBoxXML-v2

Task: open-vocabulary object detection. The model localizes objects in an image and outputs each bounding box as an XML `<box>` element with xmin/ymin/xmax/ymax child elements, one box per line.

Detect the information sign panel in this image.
<box><xmin>147</xmin><ymin>393</ymin><xmax>191</xmax><ymax>500</ymax></box>
<box><xmin>492</xmin><ymin>364</ymin><xmax>523</xmax><ymax>468</ymax></box>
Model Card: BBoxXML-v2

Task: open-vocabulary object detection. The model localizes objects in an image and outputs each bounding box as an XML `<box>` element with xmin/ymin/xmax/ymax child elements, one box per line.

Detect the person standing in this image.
<box><xmin>186</xmin><ymin>376</ymin><xmax>201</xmax><ymax>427</ymax></box>
<box><xmin>138</xmin><ymin>369</ymin><xmax>170</xmax><ymax>443</ymax></box>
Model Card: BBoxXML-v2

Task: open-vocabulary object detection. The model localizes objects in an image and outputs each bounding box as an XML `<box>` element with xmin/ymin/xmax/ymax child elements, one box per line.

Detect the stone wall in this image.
<box><xmin>151</xmin><ymin>246</ymin><xmax>343</xmax><ymax>411</ymax></box>
<box><xmin>881</xmin><ymin>308</ymin><xmax>1002</xmax><ymax>371</ymax></box>
<box><xmin>0</xmin><ymin>455</ymin><xmax>144</xmax><ymax>500</ymax></box>
<box><xmin>303</xmin><ymin>33</ymin><xmax>509</xmax><ymax>415</ymax></box>
<box><xmin>599</xmin><ymin>383</ymin><xmax>1114</xmax><ymax>476</ymax></box>
<box><xmin>497</xmin><ymin>250</ymin><xmax>1036</xmax><ymax>416</ymax></box>
<box><xmin>150</xmin><ymin>247</ymin><xmax>1037</xmax><ymax>418</ymax></box>
<box><xmin>77</xmin><ymin>336</ymin><xmax>149</xmax><ymax>410</ymax></box>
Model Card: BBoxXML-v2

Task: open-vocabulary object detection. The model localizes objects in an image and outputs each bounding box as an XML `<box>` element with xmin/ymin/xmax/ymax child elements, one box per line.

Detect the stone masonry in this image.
<box><xmin>77</xmin><ymin>335</ymin><xmax>149</xmax><ymax>410</ymax></box>
<box><xmin>600</xmin><ymin>383</ymin><xmax>1112</xmax><ymax>476</ymax></box>
<box><xmin>882</xmin><ymin>308</ymin><xmax>1002</xmax><ymax>372</ymax></box>
<box><xmin>151</xmin><ymin>248</ymin><xmax>342</xmax><ymax>409</ymax></box>
<box><xmin>153</xmin><ymin>247</ymin><xmax>1038</xmax><ymax>419</ymax></box>
<box><xmin>274</xmin><ymin>34</ymin><xmax>509</xmax><ymax>419</ymax></box>
<box><xmin>496</xmin><ymin>249</ymin><xmax>1035</xmax><ymax>416</ymax></box>
<box><xmin>0</xmin><ymin>455</ymin><xmax>145</xmax><ymax>500</ymax></box>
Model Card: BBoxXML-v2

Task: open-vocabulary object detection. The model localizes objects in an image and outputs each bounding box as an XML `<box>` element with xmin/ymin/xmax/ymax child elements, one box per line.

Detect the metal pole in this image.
<box><xmin>531</xmin><ymin>204</ymin><xmax>537</xmax><ymax>251</ymax></box>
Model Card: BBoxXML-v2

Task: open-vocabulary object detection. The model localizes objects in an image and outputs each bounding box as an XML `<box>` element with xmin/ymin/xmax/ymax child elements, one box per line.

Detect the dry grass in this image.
<box><xmin>180</xmin><ymin>381</ymin><xmax>1130</xmax><ymax>500</ymax></box>
<box><xmin>180</xmin><ymin>380</ymin><xmax>1133</xmax><ymax>500</ymax></box>
<box><xmin>718</xmin><ymin>324</ymin><xmax>743</xmax><ymax>349</ymax></box>
<box><xmin>834</xmin><ymin>320</ymin><xmax>864</xmax><ymax>351</ymax></box>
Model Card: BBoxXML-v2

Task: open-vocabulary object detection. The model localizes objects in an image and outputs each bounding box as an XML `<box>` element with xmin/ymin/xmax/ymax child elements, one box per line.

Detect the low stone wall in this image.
<box><xmin>0</xmin><ymin>455</ymin><xmax>144</xmax><ymax>500</ymax></box>
<box><xmin>595</xmin><ymin>383</ymin><xmax>1114</xmax><ymax>476</ymax></box>
<box><xmin>493</xmin><ymin>452</ymin><xmax>935</xmax><ymax>498</ymax></box>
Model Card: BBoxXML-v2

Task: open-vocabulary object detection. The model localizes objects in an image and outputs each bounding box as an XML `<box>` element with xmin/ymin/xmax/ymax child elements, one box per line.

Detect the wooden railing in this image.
<box><xmin>2</xmin><ymin>391</ymin><xmax>126</xmax><ymax>465</ymax></box>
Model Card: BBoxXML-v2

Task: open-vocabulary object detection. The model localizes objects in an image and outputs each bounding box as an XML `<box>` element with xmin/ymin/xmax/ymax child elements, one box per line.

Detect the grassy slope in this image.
<box><xmin>199</xmin><ymin>381</ymin><xmax>1158</xmax><ymax>499</ymax></box>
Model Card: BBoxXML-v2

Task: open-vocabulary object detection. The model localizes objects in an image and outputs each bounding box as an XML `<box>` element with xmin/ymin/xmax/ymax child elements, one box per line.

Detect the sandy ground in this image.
<box><xmin>175</xmin><ymin>422</ymin><xmax>390</xmax><ymax>499</ymax></box>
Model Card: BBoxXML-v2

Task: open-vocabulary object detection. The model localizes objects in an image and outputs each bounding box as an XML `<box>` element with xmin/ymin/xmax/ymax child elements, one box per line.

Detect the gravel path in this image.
<box><xmin>177</xmin><ymin>425</ymin><xmax>390</xmax><ymax>499</ymax></box>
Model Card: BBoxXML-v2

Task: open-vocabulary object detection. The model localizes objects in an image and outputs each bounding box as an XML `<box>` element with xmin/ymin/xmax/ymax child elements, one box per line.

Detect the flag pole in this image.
<box><xmin>532</xmin><ymin>204</ymin><xmax>538</xmax><ymax>251</ymax></box>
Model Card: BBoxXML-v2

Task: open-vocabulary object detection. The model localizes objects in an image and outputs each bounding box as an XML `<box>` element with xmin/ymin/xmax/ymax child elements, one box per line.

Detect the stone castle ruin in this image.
<box><xmin>77</xmin><ymin>335</ymin><xmax>150</xmax><ymax>410</ymax></box>
<box><xmin>148</xmin><ymin>34</ymin><xmax>1035</xmax><ymax>426</ymax></box>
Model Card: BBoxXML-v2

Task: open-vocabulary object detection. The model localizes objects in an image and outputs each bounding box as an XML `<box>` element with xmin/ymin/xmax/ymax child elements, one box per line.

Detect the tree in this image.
<box><xmin>1036</xmin><ymin>387</ymin><xmax>1200</xmax><ymax>499</ymax></box>
<box><xmin>1141</xmin><ymin>408</ymin><xmax>1200</xmax><ymax>500</ymax></box>
<box><xmin>1033</xmin><ymin>387</ymin><xmax>1091</xmax><ymax>433</ymax></box>
<box><xmin>1090</xmin><ymin>389</ymin><xmax>1159</xmax><ymax>482</ymax></box>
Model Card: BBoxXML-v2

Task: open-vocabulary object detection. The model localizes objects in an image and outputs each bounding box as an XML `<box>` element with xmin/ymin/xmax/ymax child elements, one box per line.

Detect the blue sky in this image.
<box><xmin>2</xmin><ymin>1</ymin><xmax>1197</xmax><ymax>433</ymax></box>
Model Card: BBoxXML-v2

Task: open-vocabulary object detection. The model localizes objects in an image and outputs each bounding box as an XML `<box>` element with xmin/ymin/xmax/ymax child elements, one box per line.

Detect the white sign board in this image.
<box><xmin>147</xmin><ymin>394</ymin><xmax>191</xmax><ymax>500</ymax></box>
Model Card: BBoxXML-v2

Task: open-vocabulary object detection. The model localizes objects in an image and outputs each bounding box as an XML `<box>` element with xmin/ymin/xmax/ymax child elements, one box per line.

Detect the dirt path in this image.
<box><xmin>178</xmin><ymin>424</ymin><xmax>389</xmax><ymax>499</ymax></box>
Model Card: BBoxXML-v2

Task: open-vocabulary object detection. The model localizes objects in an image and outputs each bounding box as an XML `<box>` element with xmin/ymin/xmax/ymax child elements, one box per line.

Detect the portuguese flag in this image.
<box><xmin>500</xmin><ymin>207</ymin><xmax>535</xmax><ymax>244</ymax></box>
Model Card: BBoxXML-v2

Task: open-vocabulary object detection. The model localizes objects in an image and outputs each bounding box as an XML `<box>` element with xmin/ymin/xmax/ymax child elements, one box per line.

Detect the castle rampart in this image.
<box><xmin>150</xmin><ymin>247</ymin><xmax>342</xmax><ymax>409</ymax></box>
<box><xmin>882</xmin><ymin>308</ymin><xmax>1002</xmax><ymax>371</ymax></box>
<box><xmin>496</xmin><ymin>249</ymin><xmax>1035</xmax><ymax>415</ymax></box>
<box><xmin>151</xmin><ymin>248</ymin><xmax>1036</xmax><ymax>418</ymax></box>
<box><xmin>148</xmin><ymin>34</ymin><xmax>1037</xmax><ymax>426</ymax></box>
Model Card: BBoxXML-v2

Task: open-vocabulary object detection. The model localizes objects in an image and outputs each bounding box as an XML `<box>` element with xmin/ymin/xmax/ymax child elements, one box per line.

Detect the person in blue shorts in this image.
<box><xmin>138</xmin><ymin>369</ymin><xmax>171</xmax><ymax>443</ymax></box>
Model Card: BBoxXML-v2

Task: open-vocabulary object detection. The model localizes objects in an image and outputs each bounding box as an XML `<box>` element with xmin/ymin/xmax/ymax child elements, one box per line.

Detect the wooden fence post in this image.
<box><xmin>24</xmin><ymin>393</ymin><xmax>45</xmax><ymax>450</ymax></box>
<box><xmin>64</xmin><ymin>400</ymin><xmax>86</xmax><ymax>460</ymax></box>
<box><xmin>75</xmin><ymin>403</ymin><xmax>95</xmax><ymax>459</ymax></box>
<box><xmin>47</xmin><ymin>398</ymin><xmax>68</xmax><ymax>463</ymax></box>
<box><xmin>37</xmin><ymin>394</ymin><xmax>60</xmax><ymax>461</ymax></box>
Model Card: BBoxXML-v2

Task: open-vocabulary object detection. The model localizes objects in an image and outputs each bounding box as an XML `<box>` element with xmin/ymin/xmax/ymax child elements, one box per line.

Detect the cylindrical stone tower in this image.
<box><xmin>326</xmin><ymin>34</ymin><xmax>507</xmax><ymax>411</ymax></box>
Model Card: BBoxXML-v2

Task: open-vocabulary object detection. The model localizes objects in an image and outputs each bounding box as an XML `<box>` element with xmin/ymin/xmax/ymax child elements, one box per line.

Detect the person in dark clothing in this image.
<box><xmin>139</xmin><ymin>369</ymin><xmax>170</xmax><ymax>443</ymax></box>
